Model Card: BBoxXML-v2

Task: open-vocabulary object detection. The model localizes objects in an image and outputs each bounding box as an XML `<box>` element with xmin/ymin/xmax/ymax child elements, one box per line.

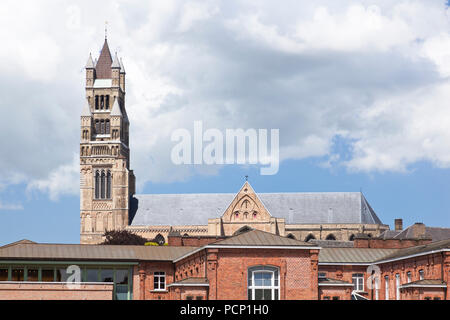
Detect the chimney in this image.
<box><xmin>412</xmin><ymin>222</ymin><xmax>426</xmax><ymax>239</ymax></box>
<box><xmin>394</xmin><ymin>219</ymin><xmax>403</xmax><ymax>231</ymax></box>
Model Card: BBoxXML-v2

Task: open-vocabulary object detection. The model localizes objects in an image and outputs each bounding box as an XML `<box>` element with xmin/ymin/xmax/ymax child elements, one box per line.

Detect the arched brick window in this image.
<box><xmin>304</xmin><ymin>234</ymin><xmax>316</xmax><ymax>242</ymax></box>
<box><xmin>326</xmin><ymin>234</ymin><xmax>336</xmax><ymax>241</ymax></box>
<box><xmin>248</xmin><ymin>266</ymin><xmax>279</xmax><ymax>300</ymax></box>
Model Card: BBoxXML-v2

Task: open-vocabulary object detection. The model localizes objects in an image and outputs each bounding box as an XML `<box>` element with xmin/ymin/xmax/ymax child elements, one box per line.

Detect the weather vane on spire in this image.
<box><xmin>105</xmin><ymin>21</ymin><xmax>108</xmax><ymax>40</ymax></box>
<box><xmin>245</xmin><ymin>175</ymin><xmax>249</xmax><ymax>182</ymax></box>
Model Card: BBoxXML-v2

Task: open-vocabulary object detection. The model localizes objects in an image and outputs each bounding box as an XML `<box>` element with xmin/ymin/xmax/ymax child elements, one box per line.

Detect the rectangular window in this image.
<box><xmin>85</xmin><ymin>269</ymin><xmax>99</xmax><ymax>282</ymax></box>
<box><xmin>0</xmin><ymin>268</ymin><xmax>8</xmax><ymax>281</ymax></box>
<box><xmin>11</xmin><ymin>268</ymin><xmax>24</xmax><ymax>281</ymax></box>
<box><xmin>419</xmin><ymin>270</ymin><xmax>424</xmax><ymax>280</ymax></box>
<box><xmin>196</xmin><ymin>296</ymin><xmax>203</xmax><ymax>300</ymax></box>
<box><xmin>352</xmin><ymin>273</ymin><xmax>364</xmax><ymax>292</ymax></box>
<box><xmin>318</xmin><ymin>272</ymin><xmax>327</xmax><ymax>279</ymax></box>
<box><xmin>101</xmin><ymin>269</ymin><xmax>114</xmax><ymax>282</ymax></box>
<box><xmin>41</xmin><ymin>269</ymin><xmax>54</xmax><ymax>282</ymax></box>
<box><xmin>407</xmin><ymin>272</ymin><xmax>412</xmax><ymax>283</ymax></box>
<box><xmin>56</xmin><ymin>268</ymin><xmax>69</xmax><ymax>282</ymax></box>
<box><xmin>186</xmin><ymin>296</ymin><xmax>193</xmax><ymax>300</ymax></box>
<box><xmin>433</xmin><ymin>297</ymin><xmax>441</xmax><ymax>300</ymax></box>
<box><xmin>27</xmin><ymin>268</ymin><xmax>39</xmax><ymax>282</ymax></box>
<box><xmin>332</xmin><ymin>296</ymin><xmax>339</xmax><ymax>300</ymax></box>
<box><xmin>154</xmin><ymin>272</ymin><xmax>166</xmax><ymax>290</ymax></box>
<box><xmin>323</xmin><ymin>296</ymin><xmax>330</xmax><ymax>300</ymax></box>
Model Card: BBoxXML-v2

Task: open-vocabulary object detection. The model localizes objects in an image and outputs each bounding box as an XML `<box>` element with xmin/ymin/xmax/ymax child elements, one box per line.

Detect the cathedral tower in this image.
<box><xmin>80</xmin><ymin>38</ymin><xmax>135</xmax><ymax>244</ymax></box>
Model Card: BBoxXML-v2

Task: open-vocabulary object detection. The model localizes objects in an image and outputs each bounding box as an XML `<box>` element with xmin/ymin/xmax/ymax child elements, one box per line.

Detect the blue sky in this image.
<box><xmin>1</xmin><ymin>0</ymin><xmax>450</xmax><ymax>245</ymax></box>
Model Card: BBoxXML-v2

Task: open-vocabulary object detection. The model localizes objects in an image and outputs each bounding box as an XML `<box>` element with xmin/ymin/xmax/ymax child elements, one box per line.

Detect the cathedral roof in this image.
<box><xmin>120</xmin><ymin>58</ymin><xmax>125</xmax><ymax>73</ymax></box>
<box><xmin>95</xmin><ymin>39</ymin><xmax>113</xmax><ymax>79</ymax></box>
<box><xmin>110</xmin><ymin>97</ymin><xmax>122</xmax><ymax>116</ymax></box>
<box><xmin>129</xmin><ymin>191</ymin><xmax>384</xmax><ymax>227</ymax></box>
<box><xmin>81</xmin><ymin>98</ymin><xmax>92</xmax><ymax>116</ymax></box>
<box><xmin>111</xmin><ymin>52</ymin><xmax>121</xmax><ymax>69</ymax></box>
<box><xmin>85</xmin><ymin>53</ymin><xmax>95</xmax><ymax>69</ymax></box>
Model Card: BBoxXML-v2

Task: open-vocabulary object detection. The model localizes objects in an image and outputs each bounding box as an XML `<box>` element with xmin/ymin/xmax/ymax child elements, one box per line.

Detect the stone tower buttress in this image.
<box><xmin>80</xmin><ymin>39</ymin><xmax>135</xmax><ymax>244</ymax></box>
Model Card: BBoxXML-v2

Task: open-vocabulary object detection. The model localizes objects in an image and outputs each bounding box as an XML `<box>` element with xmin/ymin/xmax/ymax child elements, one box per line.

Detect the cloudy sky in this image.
<box><xmin>1</xmin><ymin>0</ymin><xmax>450</xmax><ymax>244</ymax></box>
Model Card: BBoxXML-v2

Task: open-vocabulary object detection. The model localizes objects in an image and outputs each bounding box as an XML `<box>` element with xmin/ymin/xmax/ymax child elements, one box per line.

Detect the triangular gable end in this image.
<box><xmin>221</xmin><ymin>181</ymin><xmax>272</xmax><ymax>223</ymax></box>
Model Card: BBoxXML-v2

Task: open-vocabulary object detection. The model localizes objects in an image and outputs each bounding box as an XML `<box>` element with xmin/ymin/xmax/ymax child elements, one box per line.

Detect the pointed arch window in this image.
<box><xmin>105</xmin><ymin>120</ymin><xmax>110</xmax><ymax>134</ymax></box>
<box><xmin>94</xmin><ymin>171</ymin><xmax>100</xmax><ymax>199</ymax></box>
<box><xmin>100</xmin><ymin>170</ymin><xmax>106</xmax><ymax>199</ymax></box>
<box><xmin>94</xmin><ymin>169</ymin><xmax>112</xmax><ymax>200</ymax></box>
<box><xmin>106</xmin><ymin>170</ymin><xmax>111</xmax><ymax>199</ymax></box>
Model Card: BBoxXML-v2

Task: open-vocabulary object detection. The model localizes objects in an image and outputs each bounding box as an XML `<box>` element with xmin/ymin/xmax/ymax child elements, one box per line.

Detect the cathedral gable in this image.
<box><xmin>222</xmin><ymin>182</ymin><xmax>272</xmax><ymax>222</ymax></box>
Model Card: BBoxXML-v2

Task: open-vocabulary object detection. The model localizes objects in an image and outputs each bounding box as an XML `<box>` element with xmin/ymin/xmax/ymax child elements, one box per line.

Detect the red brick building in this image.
<box><xmin>0</xmin><ymin>229</ymin><xmax>449</xmax><ymax>300</ymax></box>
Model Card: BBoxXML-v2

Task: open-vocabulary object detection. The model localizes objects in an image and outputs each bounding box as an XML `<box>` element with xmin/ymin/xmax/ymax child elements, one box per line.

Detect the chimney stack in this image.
<box><xmin>412</xmin><ymin>222</ymin><xmax>426</xmax><ymax>239</ymax></box>
<box><xmin>394</xmin><ymin>219</ymin><xmax>403</xmax><ymax>231</ymax></box>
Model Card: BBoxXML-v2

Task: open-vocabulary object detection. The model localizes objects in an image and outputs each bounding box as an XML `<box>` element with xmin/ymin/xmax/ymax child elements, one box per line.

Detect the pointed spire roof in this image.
<box><xmin>111</xmin><ymin>52</ymin><xmax>121</xmax><ymax>69</ymax></box>
<box><xmin>119</xmin><ymin>58</ymin><xmax>125</xmax><ymax>73</ymax></box>
<box><xmin>110</xmin><ymin>97</ymin><xmax>122</xmax><ymax>116</ymax></box>
<box><xmin>85</xmin><ymin>53</ymin><xmax>95</xmax><ymax>69</ymax></box>
<box><xmin>95</xmin><ymin>39</ymin><xmax>113</xmax><ymax>79</ymax></box>
<box><xmin>81</xmin><ymin>98</ymin><xmax>92</xmax><ymax>116</ymax></box>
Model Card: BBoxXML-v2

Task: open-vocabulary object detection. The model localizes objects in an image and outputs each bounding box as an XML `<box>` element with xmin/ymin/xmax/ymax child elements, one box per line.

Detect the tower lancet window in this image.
<box><xmin>94</xmin><ymin>169</ymin><xmax>112</xmax><ymax>200</ymax></box>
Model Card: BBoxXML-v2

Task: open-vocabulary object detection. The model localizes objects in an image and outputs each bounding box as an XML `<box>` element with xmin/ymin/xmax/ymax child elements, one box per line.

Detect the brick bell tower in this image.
<box><xmin>80</xmin><ymin>36</ymin><xmax>135</xmax><ymax>244</ymax></box>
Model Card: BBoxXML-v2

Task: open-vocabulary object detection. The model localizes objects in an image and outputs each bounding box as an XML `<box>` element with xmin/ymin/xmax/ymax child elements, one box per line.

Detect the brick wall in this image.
<box><xmin>0</xmin><ymin>282</ymin><xmax>113</xmax><ymax>300</ymax></box>
<box><xmin>205</xmin><ymin>248</ymin><xmax>318</xmax><ymax>300</ymax></box>
<box><xmin>354</xmin><ymin>238</ymin><xmax>432</xmax><ymax>249</ymax></box>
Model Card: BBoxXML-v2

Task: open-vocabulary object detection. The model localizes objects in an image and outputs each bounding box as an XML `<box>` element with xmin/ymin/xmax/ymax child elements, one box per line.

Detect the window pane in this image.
<box><xmin>262</xmin><ymin>273</ymin><xmax>272</xmax><ymax>286</ymax></box>
<box><xmin>115</xmin><ymin>270</ymin><xmax>128</xmax><ymax>285</ymax></box>
<box><xmin>0</xmin><ymin>268</ymin><xmax>8</xmax><ymax>281</ymax></box>
<box><xmin>274</xmin><ymin>289</ymin><xmax>279</xmax><ymax>300</ymax></box>
<box><xmin>27</xmin><ymin>268</ymin><xmax>38</xmax><ymax>281</ymax></box>
<box><xmin>101</xmin><ymin>269</ymin><xmax>113</xmax><ymax>282</ymax></box>
<box><xmin>115</xmin><ymin>285</ymin><xmax>128</xmax><ymax>300</ymax></box>
<box><xmin>248</xmin><ymin>289</ymin><xmax>252</xmax><ymax>300</ymax></box>
<box><xmin>254</xmin><ymin>289</ymin><xmax>263</xmax><ymax>300</ymax></box>
<box><xmin>41</xmin><ymin>269</ymin><xmax>54</xmax><ymax>282</ymax></box>
<box><xmin>86</xmin><ymin>269</ymin><xmax>98</xmax><ymax>282</ymax></box>
<box><xmin>56</xmin><ymin>268</ymin><xmax>68</xmax><ymax>282</ymax></box>
<box><xmin>12</xmin><ymin>268</ymin><xmax>24</xmax><ymax>281</ymax></box>
<box><xmin>263</xmin><ymin>289</ymin><xmax>272</xmax><ymax>300</ymax></box>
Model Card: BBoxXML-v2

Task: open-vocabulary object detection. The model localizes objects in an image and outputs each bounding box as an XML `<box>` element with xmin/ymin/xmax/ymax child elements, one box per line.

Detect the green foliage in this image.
<box><xmin>101</xmin><ymin>229</ymin><xmax>149</xmax><ymax>245</ymax></box>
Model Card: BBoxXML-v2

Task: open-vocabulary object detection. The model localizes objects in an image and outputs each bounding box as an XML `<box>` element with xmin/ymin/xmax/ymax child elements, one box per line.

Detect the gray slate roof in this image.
<box><xmin>0</xmin><ymin>241</ymin><xmax>198</xmax><ymax>262</ymax></box>
<box><xmin>394</xmin><ymin>226</ymin><xmax>450</xmax><ymax>242</ymax></box>
<box><xmin>209</xmin><ymin>229</ymin><xmax>313</xmax><ymax>247</ymax></box>
<box><xmin>130</xmin><ymin>192</ymin><xmax>383</xmax><ymax>226</ymax></box>
<box><xmin>319</xmin><ymin>248</ymin><xmax>397</xmax><ymax>264</ymax></box>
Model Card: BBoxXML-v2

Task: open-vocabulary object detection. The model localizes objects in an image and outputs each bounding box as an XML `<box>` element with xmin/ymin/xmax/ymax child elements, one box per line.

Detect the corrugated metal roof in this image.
<box><xmin>318</xmin><ymin>278</ymin><xmax>354</xmax><ymax>286</ymax></box>
<box><xmin>0</xmin><ymin>243</ymin><xmax>198</xmax><ymax>262</ymax></box>
<box><xmin>209</xmin><ymin>230</ymin><xmax>314</xmax><ymax>247</ymax></box>
<box><xmin>399</xmin><ymin>279</ymin><xmax>446</xmax><ymax>288</ymax></box>
<box><xmin>319</xmin><ymin>248</ymin><xmax>397</xmax><ymax>264</ymax></box>
<box><xmin>130</xmin><ymin>192</ymin><xmax>383</xmax><ymax>226</ymax></box>
<box><xmin>168</xmin><ymin>277</ymin><xmax>209</xmax><ymax>286</ymax></box>
<box><xmin>376</xmin><ymin>238</ymin><xmax>450</xmax><ymax>262</ymax></box>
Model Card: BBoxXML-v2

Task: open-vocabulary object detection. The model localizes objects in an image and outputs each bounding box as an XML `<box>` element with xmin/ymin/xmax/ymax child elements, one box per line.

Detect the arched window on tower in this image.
<box><xmin>100</xmin><ymin>95</ymin><xmax>104</xmax><ymax>109</ymax></box>
<box><xmin>304</xmin><ymin>234</ymin><xmax>316</xmax><ymax>242</ymax></box>
<box><xmin>95</xmin><ymin>170</ymin><xmax>100</xmax><ymax>199</ymax></box>
<box><xmin>286</xmin><ymin>234</ymin><xmax>296</xmax><ymax>240</ymax></box>
<box><xmin>105</xmin><ymin>95</ymin><xmax>110</xmax><ymax>109</ymax></box>
<box><xmin>106</xmin><ymin>170</ymin><xmax>111</xmax><ymax>199</ymax></box>
<box><xmin>95</xmin><ymin>120</ymin><xmax>100</xmax><ymax>134</ymax></box>
<box><xmin>95</xmin><ymin>96</ymin><xmax>99</xmax><ymax>110</ymax></box>
<box><xmin>105</xmin><ymin>120</ymin><xmax>110</xmax><ymax>134</ymax></box>
<box><xmin>100</xmin><ymin>120</ymin><xmax>105</xmax><ymax>134</ymax></box>
<box><xmin>100</xmin><ymin>170</ymin><xmax>106</xmax><ymax>199</ymax></box>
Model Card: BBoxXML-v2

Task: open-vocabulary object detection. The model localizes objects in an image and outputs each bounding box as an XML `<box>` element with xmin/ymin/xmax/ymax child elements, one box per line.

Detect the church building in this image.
<box><xmin>79</xmin><ymin>39</ymin><xmax>389</xmax><ymax>245</ymax></box>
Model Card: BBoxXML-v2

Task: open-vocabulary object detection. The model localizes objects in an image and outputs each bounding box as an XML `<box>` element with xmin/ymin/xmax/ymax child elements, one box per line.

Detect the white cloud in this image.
<box><xmin>0</xmin><ymin>0</ymin><xmax>450</xmax><ymax>199</ymax></box>
<box><xmin>0</xmin><ymin>201</ymin><xmax>23</xmax><ymax>211</ymax></box>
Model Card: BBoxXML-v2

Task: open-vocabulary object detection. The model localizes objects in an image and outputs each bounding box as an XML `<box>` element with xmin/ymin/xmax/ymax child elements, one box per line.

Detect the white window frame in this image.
<box><xmin>395</xmin><ymin>274</ymin><xmax>400</xmax><ymax>300</ymax></box>
<box><xmin>352</xmin><ymin>273</ymin><xmax>364</xmax><ymax>292</ymax></box>
<box><xmin>419</xmin><ymin>270</ymin><xmax>424</xmax><ymax>281</ymax></box>
<box><xmin>248</xmin><ymin>266</ymin><xmax>280</xmax><ymax>300</ymax></box>
<box><xmin>407</xmin><ymin>271</ymin><xmax>412</xmax><ymax>283</ymax></box>
<box><xmin>385</xmin><ymin>276</ymin><xmax>389</xmax><ymax>300</ymax></box>
<box><xmin>154</xmin><ymin>271</ymin><xmax>166</xmax><ymax>291</ymax></box>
